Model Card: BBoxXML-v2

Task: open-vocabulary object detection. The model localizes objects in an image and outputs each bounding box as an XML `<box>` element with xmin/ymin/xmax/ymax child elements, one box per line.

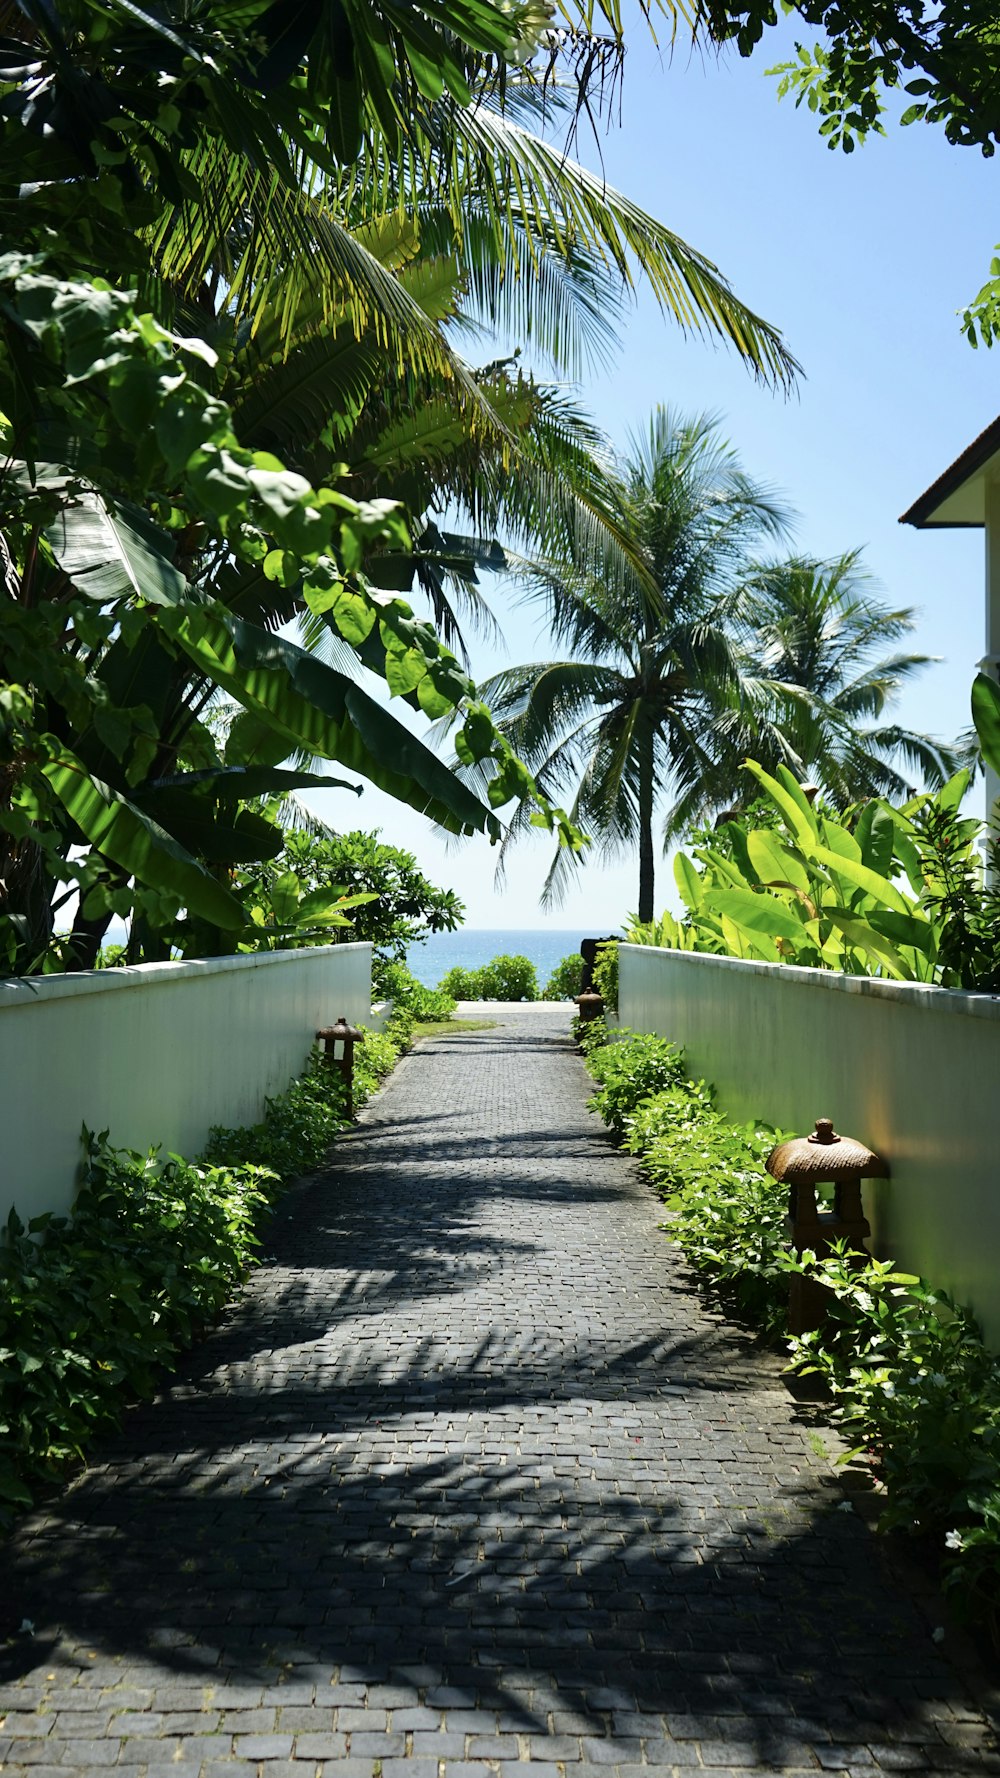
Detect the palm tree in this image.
<box><xmin>479</xmin><ymin>409</ymin><xmax>792</xmax><ymax>918</ymax></box>
<box><xmin>720</xmin><ymin>553</ymin><xmax>958</xmax><ymax>809</ymax></box>
<box><xmin>1</xmin><ymin>5</ymin><xmax>801</xmax><ymax>970</ymax></box>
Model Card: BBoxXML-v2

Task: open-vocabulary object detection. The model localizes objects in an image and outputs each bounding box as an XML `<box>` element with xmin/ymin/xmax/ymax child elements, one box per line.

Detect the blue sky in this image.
<box><xmin>304</xmin><ymin>17</ymin><xmax>999</xmax><ymax>932</ymax></box>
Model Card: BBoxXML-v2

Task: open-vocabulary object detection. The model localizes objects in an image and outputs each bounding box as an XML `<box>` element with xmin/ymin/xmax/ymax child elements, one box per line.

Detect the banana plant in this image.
<box><xmin>0</xmin><ymin>269</ymin><xmax>582</xmax><ymax>973</ymax></box>
<box><xmin>627</xmin><ymin>759</ymin><xmax>988</xmax><ymax>984</ymax></box>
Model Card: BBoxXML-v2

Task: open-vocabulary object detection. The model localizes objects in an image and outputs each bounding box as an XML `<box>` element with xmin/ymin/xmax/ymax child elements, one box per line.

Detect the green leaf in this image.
<box><xmin>44</xmin><ymin>493</ymin><xmax>186</xmax><ymax>606</ymax></box>
<box><xmin>704</xmin><ymin>887</ymin><xmax>805</xmax><ymax>941</ymax></box>
<box><xmin>129</xmin><ymin>789</ymin><xmax>284</xmax><ymax>864</ymax></box>
<box><xmin>674</xmin><ymin>852</ymin><xmax>704</xmax><ymax>911</ymax></box>
<box><xmin>823</xmin><ymin>912</ymin><xmax>912</xmax><ymax>980</ymax></box>
<box><xmin>42</xmin><ymin>750</ymin><xmax>244</xmax><ymax>929</ymax></box>
<box><xmin>937</xmin><ymin>767</ymin><xmax>972</xmax><ymax>812</ymax></box>
<box><xmin>743</xmin><ymin>760</ymin><xmax>817</xmax><ymax>847</ymax></box>
<box><xmin>746</xmin><ymin>830</ymin><xmax>810</xmax><ymax>891</ymax></box>
<box><xmin>147</xmin><ymin>765</ymin><xmax>361</xmax><ymax>802</ymax></box>
<box><xmin>270</xmin><ymin>870</ymin><xmax>301</xmax><ymax>922</ymax></box>
<box><xmin>168</xmin><ymin>609</ymin><xmax>499</xmax><ymax>836</ymax></box>
<box><xmin>809</xmin><ymin>843</ymin><xmax>910</xmax><ymax>913</ymax></box>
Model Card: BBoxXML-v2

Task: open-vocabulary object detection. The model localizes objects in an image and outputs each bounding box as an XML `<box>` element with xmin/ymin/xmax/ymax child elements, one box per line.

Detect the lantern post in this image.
<box><xmin>316</xmin><ymin>1015</ymin><xmax>364</xmax><ymax>1120</ymax></box>
<box><xmin>766</xmin><ymin>1118</ymin><xmax>889</xmax><ymax>1334</ymax></box>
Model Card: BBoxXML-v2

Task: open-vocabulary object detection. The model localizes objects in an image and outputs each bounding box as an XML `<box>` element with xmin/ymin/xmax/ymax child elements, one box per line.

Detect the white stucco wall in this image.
<box><xmin>0</xmin><ymin>944</ymin><xmax>372</xmax><ymax>1229</ymax></box>
<box><xmin>619</xmin><ymin>944</ymin><xmax>1000</xmax><ymax>1346</ymax></box>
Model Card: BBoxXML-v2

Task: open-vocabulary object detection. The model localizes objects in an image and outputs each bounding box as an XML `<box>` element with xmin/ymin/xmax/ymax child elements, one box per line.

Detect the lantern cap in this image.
<box><xmin>316</xmin><ymin>1014</ymin><xmax>364</xmax><ymax>1043</ymax></box>
<box><xmin>766</xmin><ymin>1118</ymin><xmax>889</xmax><ymax>1182</ymax></box>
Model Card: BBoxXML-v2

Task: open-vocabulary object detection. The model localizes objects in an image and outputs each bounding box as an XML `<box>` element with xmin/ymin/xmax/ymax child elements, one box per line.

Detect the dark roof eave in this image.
<box><xmin>900</xmin><ymin>412</ymin><xmax>1000</xmax><ymax>528</ymax></box>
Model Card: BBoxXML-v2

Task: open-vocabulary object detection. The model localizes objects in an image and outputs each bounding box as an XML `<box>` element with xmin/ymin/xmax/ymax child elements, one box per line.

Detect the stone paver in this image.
<box><xmin>2</xmin><ymin>1004</ymin><xmax>998</xmax><ymax>1778</ymax></box>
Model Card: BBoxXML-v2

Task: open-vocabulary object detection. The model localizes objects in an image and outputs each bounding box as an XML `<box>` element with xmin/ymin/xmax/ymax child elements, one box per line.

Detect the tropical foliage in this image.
<box><xmin>1</xmin><ymin>0</ymin><xmax>800</xmax><ymax>977</ymax></box>
<box><xmin>233</xmin><ymin>827</ymin><xmax>464</xmax><ymax>974</ymax></box>
<box><xmin>688</xmin><ymin>0</ymin><xmax>1000</xmax><ymax>160</ymax></box>
<box><xmin>479</xmin><ymin>409</ymin><xmax>792</xmax><ymax>917</ymax></box>
<box><xmin>720</xmin><ymin>552</ymin><xmax>956</xmax><ymax>810</ymax></box>
<box><xmin>628</xmin><ymin>757</ymin><xmax>1000</xmax><ymax>989</ymax></box>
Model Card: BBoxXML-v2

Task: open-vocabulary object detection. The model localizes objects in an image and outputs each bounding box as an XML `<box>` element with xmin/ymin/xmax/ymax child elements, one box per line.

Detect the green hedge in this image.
<box><xmin>583</xmin><ymin>1026</ymin><xmax>1000</xmax><ymax>1641</ymax></box>
<box><xmin>0</xmin><ymin>1015</ymin><xmax>410</xmax><ymax>1529</ymax></box>
<box><xmin>439</xmin><ymin>953</ymin><xmax>538</xmax><ymax>1001</ymax></box>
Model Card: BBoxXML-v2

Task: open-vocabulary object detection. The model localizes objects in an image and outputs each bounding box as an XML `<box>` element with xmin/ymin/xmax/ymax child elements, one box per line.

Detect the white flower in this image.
<box><xmin>836</xmin><ymin>1500</ymin><xmax>854</xmax><ymax>1513</ymax></box>
<box><xmin>945</xmin><ymin>1530</ymin><xmax>964</xmax><ymax>1551</ymax></box>
<box><xmin>882</xmin><ymin>1381</ymin><xmax>896</xmax><ymax>1398</ymax></box>
<box><xmin>18</xmin><ymin>1618</ymin><xmax>34</xmax><ymax>1635</ymax></box>
<box><xmin>931</xmin><ymin>1626</ymin><xmax>945</xmax><ymax>1643</ymax></box>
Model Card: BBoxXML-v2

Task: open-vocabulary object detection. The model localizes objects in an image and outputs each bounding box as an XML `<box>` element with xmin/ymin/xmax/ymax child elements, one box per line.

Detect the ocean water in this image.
<box><xmin>405</xmin><ymin>928</ymin><xmax>616</xmax><ymax>990</ymax></box>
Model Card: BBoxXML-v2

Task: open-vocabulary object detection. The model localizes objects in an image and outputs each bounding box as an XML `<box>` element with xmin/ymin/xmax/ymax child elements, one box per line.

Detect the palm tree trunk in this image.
<box><xmin>638</xmin><ymin>729</ymin><xmax>655</xmax><ymax>922</ymax></box>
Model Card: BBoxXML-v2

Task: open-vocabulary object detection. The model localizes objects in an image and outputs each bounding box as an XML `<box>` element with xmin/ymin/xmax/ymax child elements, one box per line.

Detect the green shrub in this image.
<box><xmin>356</xmin><ymin>1020</ymin><xmax>408</xmax><ymax>1094</ymax></box>
<box><xmin>204</xmin><ymin>1048</ymin><xmax>349</xmax><ymax>1178</ymax></box>
<box><xmin>0</xmin><ymin>1137</ymin><xmax>271</xmax><ymax>1522</ymax></box>
<box><xmin>479</xmin><ymin>953</ymin><xmax>537</xmax><ymax>1000</ymax></box>
<box><xmin>572</xmin><ymin>1012</ymin><xmax>612</xmax><ymax>1054</ymax></box>
<box><xmin>543</xmin><ymin>952</ymin><xmax>584</xmax><ymax>999</ymax></box>
<box><xmin>626</xmin><ymin>1084</ymin><xmax>790</xmax><ymax>1331</ymax></box>
<box><xmin>439</xmin><ymin>954</ymin><xmax>538</xmax><ymax>1001</ymax></box>
<box><xmin>592</xmin><ymin>940</ymin><xmax>619</xmax><ymax>1012</ymax></box>
<box><xmin>439</xmin><ymin>964</ymin><xmax>479</xmax><ymax>999</ymax></box>
<box><xmin>0</xmin><ymin>1013</ymin><xmax>414</xmax><ymax>1528</ymax></box>
<box><xmin>377</xmin><ymin>960</ymin><xmax>456</xmax><ymax>1020</ymax></box>
<box><xmin>788</xmin><ymin>1250</ymin><xmax>1000</xmax><ymax>1533</ymax></box>
<box><xmin>586</xmin><ymin>1030</ymin><xmax>685</xmax><ymax>1136</ymax></box>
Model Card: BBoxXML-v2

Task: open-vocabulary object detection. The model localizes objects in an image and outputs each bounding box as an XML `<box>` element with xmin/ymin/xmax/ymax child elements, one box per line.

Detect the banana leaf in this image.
<box><xmin>166</xmin><ymin>606</ymin><xmax>502</xmax><ymax>835</ymax></box>
<box><xmin>43</xmin><ymin>752</ymin><xmax>245</xmax><ymax>929</ymax></box>
<box><xmin>972</xmin><ymin>672</ymin><xmax>1000</xmax><ymax>779</ymax></box>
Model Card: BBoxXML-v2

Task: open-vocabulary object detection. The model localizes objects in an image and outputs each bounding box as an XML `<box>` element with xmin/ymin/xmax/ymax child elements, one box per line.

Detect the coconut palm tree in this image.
<box><xmin>719</xmin><ymin>552</ymin><xmax>958</xmax><ymax>809</ymax></box>
<box><xmin>478</xmin><ymin>409</ymin><xmax>793</xmax><ymax>917</ymax></box>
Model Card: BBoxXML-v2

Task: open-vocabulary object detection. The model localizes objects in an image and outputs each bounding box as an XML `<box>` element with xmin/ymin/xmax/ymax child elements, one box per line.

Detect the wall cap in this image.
<box><xmin>0</xmin><ymin>943</ymin><xmax>373</xmax><ymax>1012</ymax></box>
<box><xmin>618</xmin><ymin>944</ymin><xmax>1000</xmax><ymax>1023</ymax></box>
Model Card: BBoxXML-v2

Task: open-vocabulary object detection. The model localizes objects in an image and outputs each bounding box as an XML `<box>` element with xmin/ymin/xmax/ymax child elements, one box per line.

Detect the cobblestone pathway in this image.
<box><xmin>2</xmin><ymin>1005</ymin><xmax>998</xmax><ymax>1778</ymax></box>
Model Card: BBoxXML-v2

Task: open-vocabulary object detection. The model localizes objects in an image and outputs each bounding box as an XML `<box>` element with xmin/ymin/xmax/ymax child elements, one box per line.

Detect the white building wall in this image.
<box><xmin>0</xmin><ymin>944</ymin><xmax>372</xmax><ymax>1228</ymax></box>
<box><xmin>619</xmin><ymin>944</ymin><xmax>1000</xmax><ymax>1346</ymax></box>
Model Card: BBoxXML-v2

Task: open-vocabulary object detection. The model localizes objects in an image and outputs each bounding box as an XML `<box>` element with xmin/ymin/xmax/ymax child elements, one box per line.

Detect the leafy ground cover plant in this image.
<box><xmin>625</xmin><ymin>1085</ymin><xmax>791</xmax><ymax>1332</ymax></box>
<box><xmin>0</xmin><ymin>1139</ymin><xmax>271</xmax><ymax>1523</ymax></box>
<box><xmin>583</xmin><ymin>1021</ymin><xmax>1000</xmax><ymax>1642</ymax></box>
<box><xmin>586</xmin><ymin>1031</ymin><xmax>686</xmax><ymax>1137</ymax></box>
<box><xmin>0</xmin><ymin>1014</ymin><xmax>411</xmax><ymax>1528</ymax></box>
<box><xmin>439</xmin><ymin>954</ymin><xmax>539</xmax><ymax>1000</ymax></box>
<box><xmin>203</xmin><ymin>1051</ymin><xmax>350</xmax><ymax>1178</ymax></box>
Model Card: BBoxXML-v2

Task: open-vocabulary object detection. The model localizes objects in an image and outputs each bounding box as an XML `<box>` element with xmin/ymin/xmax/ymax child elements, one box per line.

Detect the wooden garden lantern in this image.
<box><xmin>316</xmin><ymin>1014</ymin><xmax>364</xmax><ymax>1120</ymax></box>
<box><xmin>575</xmin><ymin>990</ymin><xmax>604</xmax><ymax>1025</ymax></box>
<box><xmin>766</xmin><ymin>1118</ymin><xmax>889</xmax><ymax>1334</ymax></box>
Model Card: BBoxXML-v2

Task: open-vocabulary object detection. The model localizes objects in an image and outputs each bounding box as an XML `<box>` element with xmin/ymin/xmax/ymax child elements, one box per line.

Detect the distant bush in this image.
<box><xmin>543</xmin><ymin>952</ymin><xmax>584</xmax><ymax>1000</ymax></box>
<box><xmin>439</xmin><ymin>964</ymin><xmax>480</xmax><ymax>999</ymax></box>
<box><xmin>439</xmin><ymin>954</ymin><xmax>538</xmax><ymax>1001</ymax></box>
<box><xmin>481</xmin><ymin>954</ymin><xmax>537</xmax><ymax>999</ymax></box>
<box><xmin>376</xmin><ymin>959</ymin><xmax>456</xmax><ymax>1021</ymax></box>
